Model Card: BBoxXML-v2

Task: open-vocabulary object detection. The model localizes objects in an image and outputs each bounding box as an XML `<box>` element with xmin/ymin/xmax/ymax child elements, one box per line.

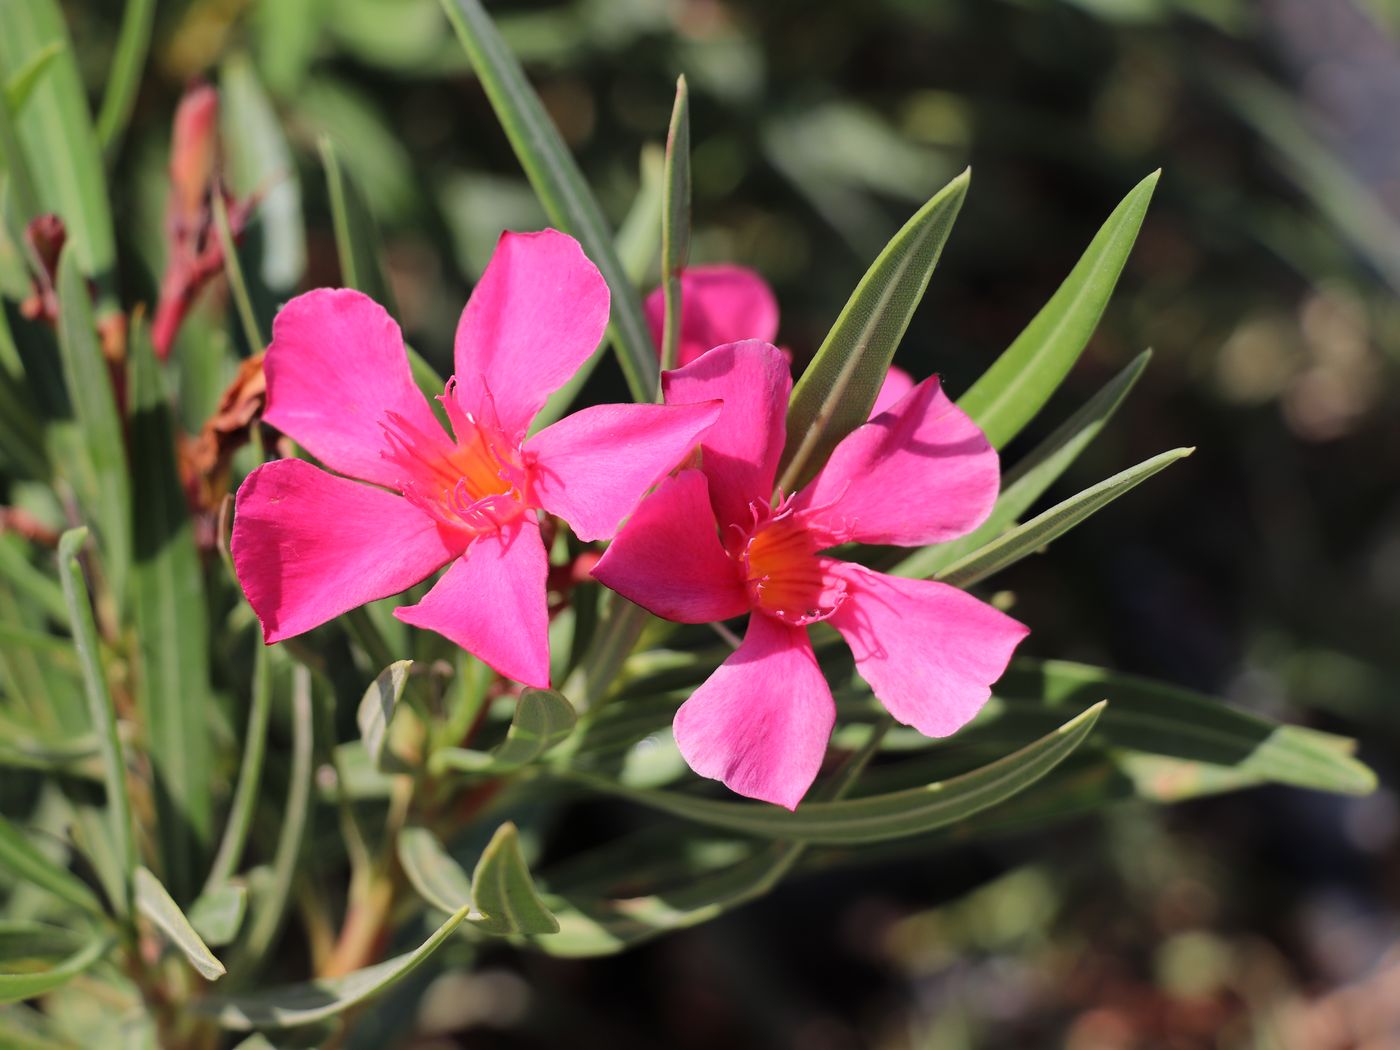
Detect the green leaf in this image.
<box><xmin>894</xmin><ymin>349</ymin><xmax>1152</xmax><ymax>579</ymax></box>
<box><xmin>319</xmin><ymin>134</ymin><xmax>395</xmax><ymax>309</ymax></box>
<box><xmin>777</xmin><ymin>169</ymin><xmax>969</xmax><ymax>492</ymax></box>
<box><xmin>0</xmin><ymin>536</ymin><xmax>67</xmax><ymax>627</ymax></box>
<box><xmin>0</xmin><ymin>929</ymin><xmax>110</xmax><ymax>1004</ymax></box>
<box><xmin>133</xmin><ymin>867</ymin><xmax>226</xmax><ymax>982</ymax></box>
<box><xmin>0</xmin><ymin>814</ymin><xmax>104</xmax><ymax>919</ymax></box>
<box><xmin>204</xmin><ymin>645</ymin><xmax>274</xmax><ymax>892</ymax></box>
<box><xmin>397</xmin><ymin>825</ymin><xmax>473</xmax><ymax>915</ymax></box>
<box><xmin>958</xmin><ymin>170</ymin><xmax>1159</xmax><ymax>449</ymax></box>
<box><xmin>56</xmin><ymin>528</ymin><xmax>134</xmax><ymax>914</ymax></box>
<box><xmin>221</xmin><ymin>53</ymin><xmax>306</xmax><ymax>291</ymax></box>
<box><xmin>469</xmin><ymin>823</ymin><xmax>559</xmax><ymax>935</ymax></box>
<box><xmin>128</xmin><ymin>325</ymin><xmax>213</xmax><ymax>899</ymax></box>
<box><xmin>55</xmin><ymin>249</ymin><xmax>131</xmax><ymax>608</ymax></box>
<box><xmin>440</xmin><ymin>0</ymin><xmax>657</xmax><ymax>403</ymax></box>
<box><xmin>201</xmin><ymin>905</ymin><xmax>470</xmax><ymax>1029</ymax></box>
<box><xmin>657</xmin><ymin>75</ymin><xmax>691</xmax><ymax>376</ymax></box>
<box><xmin>94</xmin><ymin>0</ymin><xmax>155</xmax><ymax>158</ymax></box>
<box><xmin>568</xmin><ymin>704</ymin><xmax>1102</xmax><ymax>844</ymax></box>
<box><xmin>3</xmin><ymin>41</ymin><xmax>61</xmax><ymax>114</ymax></box>
<box><xmin>996</xmin><ymin>659</ymin><xmax>1377</xmax><ymax>796</ymax></box>
<box><xmin>431</xmin><ymin>688</ymin><xmax>576</xmax><ymax>775</ymax></box>
<box><xmin>0</xmin><ymin>2</ymin><xmax>116</xmax><ymax>298</ymax></box>
<box><xmin>187</xmin><ymin>885</ymin><xmax>247</xmax><ymax>948</ymax></box>
<box><xmin>936</xmin><ymin>447</ymin><xmax>1192</xmax><ymax>588</ymax></box>
<box><xmin>355</xmin><ymin>660</ymin><xmax>414</xmax><ymax>774</ymax></box>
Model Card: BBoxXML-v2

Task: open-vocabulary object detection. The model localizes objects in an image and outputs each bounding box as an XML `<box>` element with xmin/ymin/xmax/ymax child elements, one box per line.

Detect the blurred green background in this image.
<box><xmin>40</xmin><ymin>0</ymin><xmax>1400</xmax><ymax>1045</ymax></box>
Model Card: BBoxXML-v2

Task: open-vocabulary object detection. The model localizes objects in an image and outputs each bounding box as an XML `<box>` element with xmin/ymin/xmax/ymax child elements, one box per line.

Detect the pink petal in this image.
<box><xmin>525</xmin><ymin>399</ymin><xmax>721</xmax><ymax>542</ymax></box>
<box><xmin>794</xmin><ymin>376</ymin><xmax>1000</xmax><ymax>547</ymax></box>
<box><xmin>870</xmin><ymin>365</ymin><xmax>914</xmax><ymax>418</ymax></box>
<box><xmin>827</xmin><ymin>562</ymin><xmax>1029</xmax><ymax>738</ymax></box>
<box><xmin>232</xmin><ymin>459</ymin><xmax>458</xmax><ymax>644</ymax></box>
<box><xmin>394</xmin><ymin>517</ymin><xmax>551</xmax><ymax>687</ymax></box>
<box><xmin>590</xmin><ymin>469</ymin><xmax>748</xmax><ymax>623</ymax></box>
<box><xmin>644</xmin><ymin>264</ymin><xmax>781</xmax><ymax>366</ymax></box>
<box><xmin>263</xmin><ymin>289</ymin><xmax>446</xmax><ymax>489</ymax></box>
<box><xmin>662</xmin><ymin>340</ymin><xmax>791</xmax><ymax>533</ymax></box>
<box><xmin>453</xmin><ymin>230</ymin><xmax>610</xmax><ymax>436</ymax></box>
<box><xmin>674</xmin><ymin>613</ymin><xmax>834</xmax><ymax>809</ymax></box>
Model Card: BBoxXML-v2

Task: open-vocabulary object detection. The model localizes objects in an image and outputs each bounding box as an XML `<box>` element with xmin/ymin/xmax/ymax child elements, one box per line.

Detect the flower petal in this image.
<box><xmin>794</xmin><ymin>376</ymin><xmax>1000</xmax><ymax>547</ymax></box>
<box><xmin>662</xmin><ymin>340</ymin><xmax>791</xmax><ymax>533</ymax></box>
<box><xmin>525</xmin><ymin>400</ymin><xmax>721</xmax><ymax>542</ymax></box>
<box><xmin>644</xmin><ymin>264</ymin><xmax>780</xmax><ymax>366</ymax></box>
<box><xmin>232</xmin><ymin>459</ymin><xmax>458</xmax><ymax>644</ymax></box>
<box><xmin>453</xmin><ymin>229</ymin><xmax>610</xmax><ymax>435</ymax></box>
<box><xmin>870</xmin><ymin>365</ymin><xmax>914</xmax><ymax>418</ymax></box>
<box><xmin>674</xmin><ymin>613</ymin><xmax>834</xmax><ymax>809</ymax></box>
<box><xmin>394</xmin><ymin>517</ymin><xmax>551</xmax><ymax>687</ymax></box>
<box><xmin>262</xmin><ymin>289</ymin><xmax>444</xmax><ymax>490</ymax></box>
<box><xmin>827</xmin><ymin>562</ymin><xmax>1029</xmax><ymax>738</ymax></box>
<box><xmin>590</xmin><ymin>469</ymin><xmax>749</xmax><ymax>623</ymax></box>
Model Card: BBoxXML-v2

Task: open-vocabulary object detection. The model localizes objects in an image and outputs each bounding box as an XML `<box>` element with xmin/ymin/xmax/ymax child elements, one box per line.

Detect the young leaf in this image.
<box><xmin>778</xmin><ymin>169</ymin><xmax>969</xmax><ymax>492</ymax></box>
<box><xmin>568</xmin><ymin>704</ymin><xmax>1103</xmax><ymax>844</ymax></box>
<box><xmin>658</xmin><ymin>75</ymin><xmax>691</xmax><ymax>377</ymax></box>
<box><xmin>134</xmin><ymin>867</ymin><xmax>226</xmax><ymax>981</ymax></box>
<box><xmin>0</xmin><ymin>813</ymin><xmax>104</xmax><ymax>919</ymax></box>
<box><xmin>187</xmin><ymin>885</ymin><xmax>248</xmax><ymax>948</ymax></box>
<box><xmin>0</xmin><ymin>930</ymin><xmax>111</xmax><ymax>1004</ymax></box>
<box><xmin>936</xmin><ymin>447</ymin><xmax>1192</xmax><ymax>588</ymax></box>
<box><xmin>201</xmin><ymin>905</ymin><xmax>470</xmax><ymax>1029</ymax></box>
<box><xmin>439</xmin><ymin>0</ymin><xmax>658</xmax><ymax>403</ymax></box>
<box><xmin>397</xmin><ymin>825</ymin><xmax>473</xmax><ymax>915</ymax></box>
<box><xmin>55</xmin><ymin>249</ymin><xmax>131</xmax><ymax>608</ymax></box>
<box><xmin>469</xmin><ymin>823</ymin><xmax>560</xmax><ymax>936</ymax></box>
<box><xmin>894</xmin><ymin>349</ymin><xmax>1152</xmax><ymax>579</ymax></box>
<box><xmin>958</xmin><ymin>170</ymin><xmax>1159</xmax><ymax>449</ymax></box>
<box><xmin>128</xmin><ymin>325</ymin><xmax>213</xmax><ymax>899</ymax></box>
<box><xmin>431</xmin><ymin>688</ymin><xmax>576</xmax><ymax>775</ymax></box>
<box><xmin>56</xmin><ymin>528</ymin><xmax>134</xmax><ymax>913</ymax></box>
<box><xmin>356</xmin><ymin>660</ymin><xmax>414</xmax><ymax>773</ymax></box>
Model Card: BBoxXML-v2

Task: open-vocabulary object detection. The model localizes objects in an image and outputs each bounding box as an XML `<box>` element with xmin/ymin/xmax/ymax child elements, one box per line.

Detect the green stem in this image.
<box><xmin>203</xmin><ymin>642</ymin><xmax>273</xmax><ymax>892</ymax></box>
<box><xmin>211</xmin><ymin>191</ymin><xmax>264</xmax><ymax>353</ymax></box>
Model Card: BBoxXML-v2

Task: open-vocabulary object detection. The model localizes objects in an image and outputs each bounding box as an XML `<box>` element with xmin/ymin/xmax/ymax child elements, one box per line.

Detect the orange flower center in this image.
<box><xmin>740</xmin><ymin>505</ymin><xmax>846</xmax><ymax>626</ymax></box>
<box><xmin>381</xmin><ymin>380</ymin><xmax>528</xmax><ymax>537</ymax></box>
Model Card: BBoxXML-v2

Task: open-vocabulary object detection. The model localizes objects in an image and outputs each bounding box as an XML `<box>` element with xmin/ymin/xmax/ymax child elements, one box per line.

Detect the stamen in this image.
<box><xmin>740</xmin><ymin>506</ymin><xmax>847</xmax><ymax>626</ymax></box>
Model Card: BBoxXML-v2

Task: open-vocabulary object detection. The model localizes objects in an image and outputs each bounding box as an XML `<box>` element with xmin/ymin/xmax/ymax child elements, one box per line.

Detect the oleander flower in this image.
<box><xmin>232</xmin><ymin>229</ymin><xmax>720</xmax><ymax>687</ymax></box>
<box><xmin>592</xmin><ymin>340</ymin><xmax>1028</xmax><ymax>808</ymax></box>
<box><xmin>643</xmin><ymin>261</ymin><xmax>913</xmax><ymax>415</ymax></box>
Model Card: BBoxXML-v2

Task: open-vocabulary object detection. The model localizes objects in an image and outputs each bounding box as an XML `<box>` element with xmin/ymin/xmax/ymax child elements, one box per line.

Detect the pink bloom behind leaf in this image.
<box><xmin>593</xmin><ymin>341</ymin><xmax>1028</xmax><ymax>808</ymax></box>
<box><xmin>232</xmin><ymin>229</ymin><xmax>720</xmax><ymax>687</ymax></box>
<box><xmin>644</xmin><ymin>262</ymin><xmax>914</xmax><ymax>417</ymax></box>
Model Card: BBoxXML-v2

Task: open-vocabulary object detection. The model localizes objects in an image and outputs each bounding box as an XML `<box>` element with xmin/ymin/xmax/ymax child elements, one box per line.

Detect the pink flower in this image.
<box><xmin>232</xmin><ymin>229</ymin><xmax>720</xmax><ymax>688</ymax></box>
<box><xmin>643</xmin><ymin>262</ymin><xmax>913</xmax><ymax>416</ymax></box>
<box><xmin>592</xmin><ymin>341</ymin><xmax>1028</xmax><ymax>808</ymax></box>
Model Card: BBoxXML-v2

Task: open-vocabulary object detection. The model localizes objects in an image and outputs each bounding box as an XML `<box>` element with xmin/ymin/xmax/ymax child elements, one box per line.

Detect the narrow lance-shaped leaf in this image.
<box><xmin>0</xmin><ymin>812</ymin><xmax>104</xmax><ymax>919</ymax></box>
<box><xmin>567</xmin><ymin>704</ymin><xmax>1103</xmax><ymax>845</ymax></box>
<box><xmin>894</xmin><ymin>349</ymin><xmax>1153</xmax><ymax>579</ymax></box>
<box><xmin>0</xmin><ymin>0</ymin><xmax>118</xmax><ymax>306</ymax></box>
<box><xmin>56</xmin><ymin>528</ymin><xmax>134</xmax><ymax>914</ymax></box>
<box><xmin>778</xmin><ymin>169</ymin><xmax>969</xmax><ymax>492</ymax></box>
<box><xmin>657</xmin><ymin>75</ymin><xmax>691</xmax><ymax>377</ymax></box>
<box><xmin>356</xmin><ymin>660</ymin><xmax>413</xmax><ymax>774</ymax></box>
<box><xmin>439</xmin><ymin>0</ymin><xmax>658</xmax><ymax>402</ymax></box>
<box><xmin>936</xmin><ymin>448</ymin><xmax>1192</xmax><ymax>589</ymax></box>
<box><xmin>94</xmin><ymin>0</ymin><xmax>156</xmax><ymax>157</ymax></box>
<box><xmin>129</xmin><ymin>324</ymin><xmax>214</xmax><ymax>899</ymax></box>
<box><xmin>470</xmin><ymin>823</ymin><xmax>559</xmax><ymax>935</ymax></box>
<box><xmin>200</xmin><ymin>905</ymin><xmax>471</xmax><ymax>1030</ymax></box>
<box><xmin>134</xmin><ymin>867</ymin><xmax>227</xmax><ymax>981</ymax></box>
<box><xmin>3</xmin><ymin>40</ymin><xmax>61</xmax><ymax>114</ymax></box>
<box><xmin>55</xmin><ymin>249</ymin><xmax>131</xmax><ymax>609</ymax></box>
<box><xmin>0</xmin><ymin>931</ymin><xmax>111</xmax><ymax>1004</ymax></box>
<box><xmin>431</xmin><ymin>688</ymin><xmax>576</xmax><ymax>775</ymax></box>
<box><xmin>958</xmin><ymin>170</ymin><xmax>1159</xmax><ymax>449</ymax></box>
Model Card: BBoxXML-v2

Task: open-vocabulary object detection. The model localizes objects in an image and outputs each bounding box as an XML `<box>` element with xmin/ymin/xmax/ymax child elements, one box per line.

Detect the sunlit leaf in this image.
<box><xmin>134</xmin><ymin>867</ymin><xmax>226</xmax><ymax>981</ymax></box>
<box><xmin>431</xmin><ymin>688</ymin><xmax>576</xmax><ymax>775</ymax></box>
<box><xmin>469</xmin><ymin>823</ymin><xmax>559</xmax><ymax>935</ymax></box>
<box><xmin>355</xmin><ymin>660</ymin><xmax>414</xmax><ymax>774</ymax></box>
